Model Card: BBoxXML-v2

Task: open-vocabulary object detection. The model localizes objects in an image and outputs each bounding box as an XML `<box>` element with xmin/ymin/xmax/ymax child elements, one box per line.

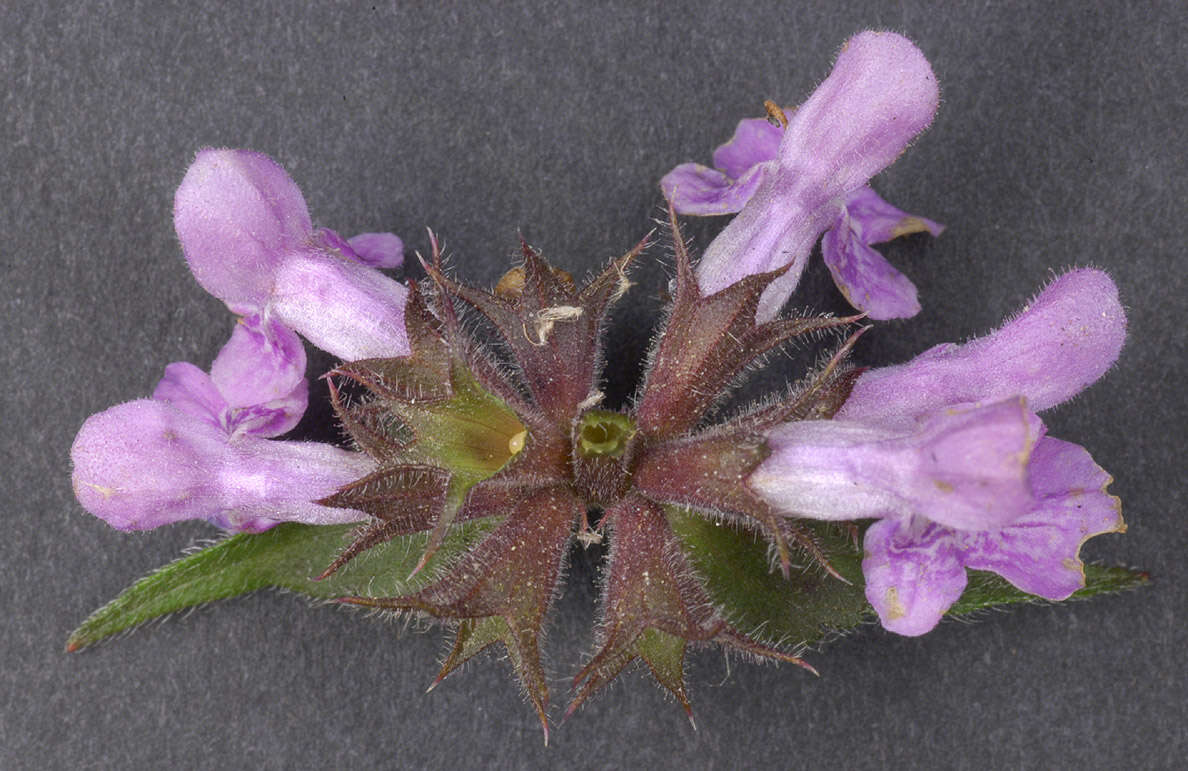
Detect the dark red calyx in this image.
<box><xmin>568</xmin><ymin>493</ymin><xmax>811</xmax><ymax>721</ymax></box>
<box><xmin>422</xmin><ymin>237</ymin><xmax>647</xmax><ymax>427</ymax></box>
<box><xmin>342</xmin><ymin>483</ymin><xmax>584</xmax><ymax>738</ymax></box>
<box><xmin>325</xmin><ymin>278</ymin><xmax>537</xmax><ymax>577</ymax></box>
<box><xmin>633</xmin><ymin>208</ymin><xmax>861</xmax><ymax>440</ymax></box>
<box><xmin>630</xmin><ymin>427</ymin><xmax>793</xmax><ymax>570</ymax></box>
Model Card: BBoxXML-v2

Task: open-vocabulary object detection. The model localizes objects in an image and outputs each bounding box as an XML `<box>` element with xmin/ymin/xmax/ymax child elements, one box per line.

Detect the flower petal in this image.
<box><xmin>210</xmin><ymin>316</ymin><xmax>308</xmax><ymax>438</ymax></box>
<box><xmin>839</xmin><ymin>269</ymin><xmax>1128</xmax><ymax>426</ymax></box>
<box><xmin>863</xmin><ymin>516</ymin><xmax>967</xmax><ymax>636</ymax></box>
<box><xmin>696</xmin><ymin>32</ymin><xmax>939</xmax><ymax>320</ymax></box>
<box><xmin>911</xmin><ymin>399</ymin><xmax>1044</xmax><ymax>530</ymax></box>
<box><xmin>844</xmin><ymin>186</ymin><xmax>944</xmax><ymax>244</ymax></box>
<box><xmin>660</xmin><ymin>162</ymin><xmax>770</xmax><ymax>216</ymax></box>
<box><xmin>821</xmin><ymin>210</ymin><xmax>921</xmax><ymax>319</ymax></box>
<box><xmin>173</xmin><ymin>149</ymin><xmax>313</xmax><ymax>314</ymax></box>
<box><xmin>778</xmin><ymin>31</ymin><xmax>939</xmax><ymax>194</ymax></box>
<box><xmin>152</xmin><ymin>362</ymin><xmax>227</xmax><ymax>426</ymax></box>
<box><xmin>71</xmin><ymin>400</ymin><xmax>373</xmax><ymax>532</ymax></box>
<box><xmin>959</xmin><ymin>437</ymin><xmax>1124</xmax><ymax>600</ymax></box>
<box><xmin>314</xmin><ymin>228</ymin><xmax>405</xmax><ymax>270</ymax></box>
<box><xmin>346</xmin><ymin>232</ymin><xmax>404</xmax><ymax>269</ymax></box>
<box><xmin>210</xmin><ymin>316</ymin><xmax>307</xmax><ymax>410</ymax></box>
<box><xmin>225</xmin><ymin>378</ymin><xmax>308</xmax><ymax>439</ymax></box>
<box><xmin>710</xmin><ymin>116</ymin><xmax>785</xmax><ymax>179</ymax></box>
<box><xmin>692</xmin><ymin>171</ymin><xmax>834</xmax><ymax>317</ymax></box>
<box><xmin>270</xmin><ymin>248</ymin><xmax>411</xmax><ymax>361</ymax></box>
<box><xmin>72</xmin><ymin>400</ymin><xmax>229</xmax><ymax>530</ymax></box>
<box><xmin>752</xmin><ymin>399</ymin><xmax>1041</xmax><ymax>530</ymax></box>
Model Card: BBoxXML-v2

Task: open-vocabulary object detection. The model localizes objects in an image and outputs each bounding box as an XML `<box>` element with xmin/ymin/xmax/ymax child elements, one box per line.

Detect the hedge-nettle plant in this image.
<box><xmin>69</xmin><ymin>31</ymin><xmax>1141</xmax><ymax>740</ymax></box>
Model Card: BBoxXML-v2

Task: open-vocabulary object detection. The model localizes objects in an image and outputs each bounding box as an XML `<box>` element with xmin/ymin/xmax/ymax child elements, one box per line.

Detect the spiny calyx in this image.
<box><xmin>321</xmin><ymin>220</ymin><xmax>863</xmax><ymax>733</ymax></box>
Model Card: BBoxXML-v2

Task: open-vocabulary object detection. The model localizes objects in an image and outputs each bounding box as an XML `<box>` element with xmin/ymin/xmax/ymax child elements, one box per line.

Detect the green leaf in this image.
<box><xmin>666</xmin><ymin>508</ymin><xmax>869</xmax><ymax>648</ymax></box>
<box><xmin>949</xmin><ymin>564</ymin><xmax>1150</xmax><ymax>616</ymax></box>
<box><xmin>67</xmin><ymin>518</ymin><xmax>497</xmax><ymax>651</ymax></box>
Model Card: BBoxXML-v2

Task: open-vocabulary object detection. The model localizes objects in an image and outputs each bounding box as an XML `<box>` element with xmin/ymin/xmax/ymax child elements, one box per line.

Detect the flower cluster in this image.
<box><xmin>69</xmin><ymin>31</ymin><xmax>1134</xmax><ymax>733</ymax></box>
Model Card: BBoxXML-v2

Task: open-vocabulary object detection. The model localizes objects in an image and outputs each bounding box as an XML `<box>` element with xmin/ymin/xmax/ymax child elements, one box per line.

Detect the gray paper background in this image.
<box><xmin>3</xmin><ymin>1</ymin><xmax>1185</xmax><ymax>768</ymax></box>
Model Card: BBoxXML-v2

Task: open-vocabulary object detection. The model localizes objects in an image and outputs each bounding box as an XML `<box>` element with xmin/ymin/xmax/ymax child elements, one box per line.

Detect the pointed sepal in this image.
<box><xmin>339</xmin><ymin>484</ymin><xmax>582</xmax><ymax>736</ymax></box>
<box><xmin>633</xmin><ymin>427</ymin><xmax>830</xmax><ymax>577</ymax></box>
<box><xmin>423</xmin><ymin>238</ymin><xmax>645</xmax><ymax>424</ymax></box>
<box><xmin>738</xmin><ymin>328</ymin><xmax>868</xmax><ymax>431</ymax></box>
<box><xmin>318</xmin><ymin>463</ymin><xmax>449</xmax><ymax>530</ymax></box>
<box><xmin>635</xmin><ymin>209</ymin><xmax>859</xmax><ymax>439</ymax></box>
<box><xmin>431</xmin><ymin>616</ymin><xmax>508</xmax><ymax>689</ymax></box>
<box><xmin>569</xmin><ymin>494</ymin><xmax>812</xmax><ymax>720</ymax></box>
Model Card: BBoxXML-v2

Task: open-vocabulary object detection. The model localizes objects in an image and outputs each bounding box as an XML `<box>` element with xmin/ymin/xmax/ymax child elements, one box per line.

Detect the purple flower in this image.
<box><xmin>71</xmin><ymin>315</ymin><xmax>374</xmax><ymax>532</ymax></box>
<box><xmin>750</xmin><ymin>269</ymin><xmax>1127</xmax><ymax>635</ymax></box>
<box><xmin>69</xmin><ymin>149</ymin><xmax>411</xmax><ymax>533</ymax></box>
<box><xmin>174</xmin><ymin>148</ymin><xmax>410</xmax><ymax>362</ymax></box>
<box><xmin>71</xmin><ymin>399</ymin><xmax>374</xmax><ymax>533</ymax></box>
<box><xmin>660</xmin><ymin>31</ymin><xmax>942</xmax><ymax>321</ymax></box>
<box><xmin>754</xmin><ymin>398</ymin><xmax>1044</xmax><ymax>532</ymax></box>
<box><xmin>152</xmin><ymin>316</ymin><xmax>311</xmax><ymax>441</ymax></box>
<box><xmin>155</xmin><ymin>315</ymin><xmax>309</xmax><ymax>440</ymax></box>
